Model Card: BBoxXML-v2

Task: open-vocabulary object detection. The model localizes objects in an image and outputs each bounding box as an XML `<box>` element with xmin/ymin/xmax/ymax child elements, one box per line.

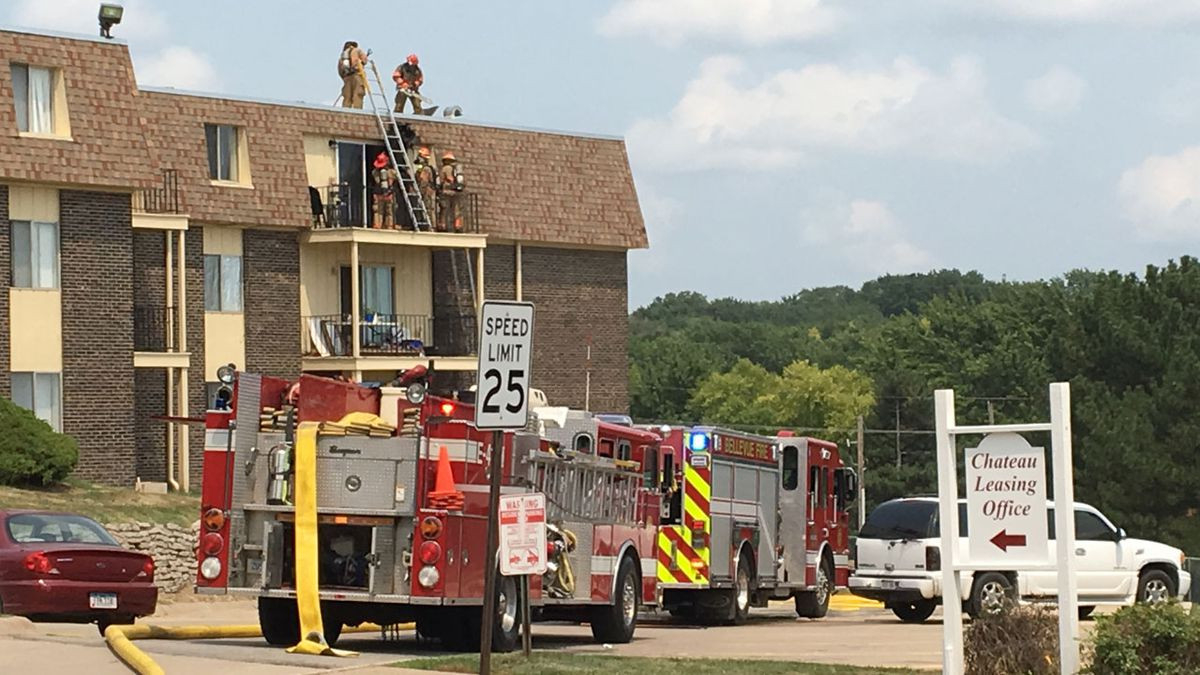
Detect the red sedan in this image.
<box><xmin>0</xmin><ymin>510</ymin><xmax>157</xmax><ymax>634</ymax></box>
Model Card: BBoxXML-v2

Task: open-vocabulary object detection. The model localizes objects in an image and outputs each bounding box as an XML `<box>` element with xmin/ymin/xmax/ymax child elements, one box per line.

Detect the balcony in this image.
<box><xmin>133</xmin><ymin>169</ymin><xmax>188</xmax><ymax>231</ymax></box>
<box><xmin>305</xmin><ymin>184</ymin><xmax>485</xmax><ymax>249</ymax></box>
<box><xmin>133</xmin><ymin>304</ymin><xmax>190</xmax><ymax>368</ymax></box>
<box><xmin>302</xmin><ymin>312</ymin><xmax>478</xmax><ymax>372</ymax></box>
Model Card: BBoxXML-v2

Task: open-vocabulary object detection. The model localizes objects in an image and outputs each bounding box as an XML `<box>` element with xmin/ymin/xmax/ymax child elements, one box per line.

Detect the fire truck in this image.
<box><xmin>652</xmin><ymin>426</ymin><xmax>856</xmax><ymax>623</ymax></box>
<box><xmin>195</xmin><ymin>370</ymin><xmax>663</xmax><ymax>652</ymax></box>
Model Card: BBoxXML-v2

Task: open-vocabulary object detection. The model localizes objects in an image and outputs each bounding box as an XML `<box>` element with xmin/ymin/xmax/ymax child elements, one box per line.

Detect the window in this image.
<box><xmin>11</xmin><ymin>372</ymin><xmax>62</xmax><ymax>431</ymax></box>
<box><xmin>599</xmin><ymin>439</ymin><xmax>614</xmax><ymax>458</ymax></box>
<box><xmin>781</xmin><ymin>445</ymin><xmax>799</xmax><ymax>491</ymax></box>
<box><xmin>11</xmin><ymin>64</ymin><xmax>54</xmax><ymax>134</ymax></box>
<box><xmin>617</xmin><ymin>440</ymin><xmax>632</xmax><ymax>462</ymax></box>
<box><xmin>644</xmin><ymin>447</ymin><xmax>659</xmax><ymax>488</ymax></box>
<box><xmin>205</xmin><ymin>123</ymin><xmax>240</xmax><ymax>181</ymax></box>
<box><xmin>860</xmin><ymin>500</ymin><xmax>938</xmax><ymax>540</ymax></box>
<box><xmin>1075</xmin><ymin>510</ymin><xmax>1117</xmax><ymax>541</ymax></box>
<box><xmin>573</xmin><ymin>432</ymin><xmax>593</xmax><ymax>454</ymax></box>
<box><xmin>11</xmin><ymin>220</ymin><xmax>58</xmax><ymax>289</ymax></box>
<box><xmin>6</xmin><ymin>513</ymin><xmax>117</xmax><ymax>545</ymax></box>
<box><xmin>360</xmin><ymin>266</ymin><xmax>394</xmax><ymax>316</ymax></box>
<box><xmin>662</xmin><ymin>453</ymin><xmax>675</xmax><ymax>491</ymax></box>
<box><xmin>204</xmin><ymin>254</ymin><xmax>242</xmax><ymax>311</ymax></box>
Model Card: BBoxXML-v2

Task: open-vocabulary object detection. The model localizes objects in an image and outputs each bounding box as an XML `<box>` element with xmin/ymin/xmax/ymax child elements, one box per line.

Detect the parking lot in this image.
<box><xmin>0</xmin><ymin>594</ymin><xmax>945</xmax><ymax>674</ymax></box>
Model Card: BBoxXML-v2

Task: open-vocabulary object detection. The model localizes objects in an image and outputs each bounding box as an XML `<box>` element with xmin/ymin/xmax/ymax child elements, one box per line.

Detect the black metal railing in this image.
<box><xmin>302</xmin><ymin>312</ymin><xmax>477</xmax><ymax>358</ymax></box>
<box><xmin>133</xmin><ymin>169</ymin><xmax>181</xmax><ymax>214</ymax></box>
<box><xmin>309</xmin><ymin>183</ymin><xmax>480</xmax><ymax>234</ymax></box>
<box><xmin>133</xmin><ymin>304</ymin><xmax>178</xmax><ymax>351</ymax></box>
<box><xmin>360</xmin><ymin>313</ymin><xmax>433</xmax><ymax>355</ymax></box>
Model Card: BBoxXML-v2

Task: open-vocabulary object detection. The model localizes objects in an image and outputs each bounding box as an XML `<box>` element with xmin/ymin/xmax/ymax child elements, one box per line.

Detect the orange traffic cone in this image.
<box><xmin>428</xmin><ymin>445</ymin><xmax>464</xmax><ymax>511</ymax></box>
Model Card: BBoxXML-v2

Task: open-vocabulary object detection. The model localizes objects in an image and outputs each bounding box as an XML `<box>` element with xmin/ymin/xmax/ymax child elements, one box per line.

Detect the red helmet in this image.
<box><xmin>407</xmin><ymin>53</ymin><xmax>419</xmax><ymax>65</ymax></box>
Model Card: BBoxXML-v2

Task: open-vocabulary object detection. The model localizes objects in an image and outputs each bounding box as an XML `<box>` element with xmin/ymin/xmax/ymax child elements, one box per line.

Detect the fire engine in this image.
<box><xmin>196</xmin><ymin>370</ymin><xmax>663</xmax><ymax>652</ymax></box>
<box><xmin>651</xmin><ymin>426</ymin><xmax>857</xmax><ymax>622</ymax></box>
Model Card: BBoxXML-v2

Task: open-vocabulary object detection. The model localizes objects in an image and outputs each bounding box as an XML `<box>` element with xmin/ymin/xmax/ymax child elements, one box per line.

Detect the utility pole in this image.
<box><xmin>856</xmin><ymin>415</ymin><xmax>866</xmax><ymax>529</ymax></box>
<box><xmin>894</xmin><ymin>400</ymin><xmax>902</xmax><ymax>468</ymax></box>
<box><xmin>987</xmin><ymin>400</ymin><xmax>996</xmax><ymax>425</ymax></box>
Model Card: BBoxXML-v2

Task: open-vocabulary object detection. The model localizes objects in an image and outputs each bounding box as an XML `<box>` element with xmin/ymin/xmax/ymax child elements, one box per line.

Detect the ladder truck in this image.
<box><xmin>651</xmin><ymin>426</ymin><xmax>857</xmax><ymax>623</ymax></box>
<box><xmin>195</xmin><ymin>371</ymin><xmax>662</xmax><ymax>652</ymax></box>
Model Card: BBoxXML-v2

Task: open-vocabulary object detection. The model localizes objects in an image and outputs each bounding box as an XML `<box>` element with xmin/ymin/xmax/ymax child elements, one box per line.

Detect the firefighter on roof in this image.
<box><xmin>414</xmin><ymin>146</ymin><xmax>437</xmax><ymax>229</ymax></box>
<box><xmin>393</xmin><ymin>54</ymin><xmax>424</xmax><ymax>115</ymax></box>
<box><xmin>371</xmin><ymin>152</ymin><xmax>398</xmax><ymax>229</ymax></box>
<box><xmin>338</xmin><ymin>41</ymin><xmax>366</xmax><ymax>109</ymax></box>
<box><xmin>438</xmin><ymin>151</ymin><xmax>465</xmax><ymax>232</ymax></box>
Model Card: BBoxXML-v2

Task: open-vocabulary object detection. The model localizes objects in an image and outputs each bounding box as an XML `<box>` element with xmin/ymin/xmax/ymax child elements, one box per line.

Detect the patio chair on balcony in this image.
<box><xmin>309</xmin><ymin>186</ymin><xmax>324</xmax><ymax>228</ymax></box>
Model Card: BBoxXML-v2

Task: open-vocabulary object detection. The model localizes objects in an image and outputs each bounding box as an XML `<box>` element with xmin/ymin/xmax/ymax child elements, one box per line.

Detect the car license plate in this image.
<box><xmin>89</xmin><ymin>592</ymin><xmax>118</xmax><ymax>609</ymax></box>
<box><xmin>881</xmin><ymin>579</ymin><xmax>899</xmax><ymax>589</ymax></box>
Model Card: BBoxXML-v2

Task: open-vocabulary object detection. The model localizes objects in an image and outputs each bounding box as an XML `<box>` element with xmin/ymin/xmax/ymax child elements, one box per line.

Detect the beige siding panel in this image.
<box><xmin>9</xmin><ymin>289</ymin><xmax>62</xmax><ymax>371</ymax></box>
<box><xmin>300</xmin><ymin>244</ymin><xmax>431</xmax><ymax>317</ymax></box>
<box><xmin>8</xmin><ymin>186</ymin><xmax>59</xmax><ymax>221</ymax></box>
<box><xmin>203</xmin><ymin>226</ymin><xmax>243</xmax><ymax>256</ymax></box>
<box><xmin>300</xmin><ymin>243</ymin><xmax>344</xmax><ymax>317</ymax></box>
<box><xmin>303</xmin><ymin>134</ymin><xmax>338</xmax><ymax>189</ymax></box>
<box><xmin>204</xmin><ymin>312</ymin><xmax>246</xmax><ymax>380</ymax></box>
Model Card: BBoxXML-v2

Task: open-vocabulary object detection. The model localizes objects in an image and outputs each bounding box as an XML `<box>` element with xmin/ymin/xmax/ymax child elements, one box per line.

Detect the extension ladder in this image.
<box><xmin>362</xmin><ymin>60</ymin><xmax>433</xmax><ymax>232</ymax></box>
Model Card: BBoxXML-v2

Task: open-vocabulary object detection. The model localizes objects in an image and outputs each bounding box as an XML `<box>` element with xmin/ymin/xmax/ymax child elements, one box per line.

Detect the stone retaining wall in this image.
<box><xmin>106</xmin><ymin>521</ymin><xmax>199</xmax><ymax>593</ymax></box>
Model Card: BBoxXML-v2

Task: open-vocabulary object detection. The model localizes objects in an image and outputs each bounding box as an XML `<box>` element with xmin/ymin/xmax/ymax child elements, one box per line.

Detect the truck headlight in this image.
<box><xmin>418</xmin><ymin>565</ymin><xmax>440</xmax><ymax>588</ymax></box>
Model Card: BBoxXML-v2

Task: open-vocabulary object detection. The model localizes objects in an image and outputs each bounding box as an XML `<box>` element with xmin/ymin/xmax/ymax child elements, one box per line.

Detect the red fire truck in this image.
<box><xmin>651</xmin><ymin>426</ymin><xmax>856</xmax><ymax>623</ymax></box>
<box><xmin>195</xmin><ymin>371</ymin><xmax>663</xmax><ymax>652</ymax></box>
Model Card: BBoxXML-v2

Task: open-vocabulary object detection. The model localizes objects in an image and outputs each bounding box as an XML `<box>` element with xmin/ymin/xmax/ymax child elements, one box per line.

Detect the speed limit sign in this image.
<box><xmin>474</xmin><ymin>301</ymin><xmax>535</xmax><ymax>429</ymax></box>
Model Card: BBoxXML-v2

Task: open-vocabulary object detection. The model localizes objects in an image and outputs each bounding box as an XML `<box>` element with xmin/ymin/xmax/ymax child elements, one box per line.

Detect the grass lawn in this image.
<box><xmin>0</xmin><ymin>479</ymin><xmax>199</xmax><ymax>526</ymax></box>
<box><xmin>398</xmin><ymin>653</ymin><xmax>922</xmax><ymax>674</ymax></box>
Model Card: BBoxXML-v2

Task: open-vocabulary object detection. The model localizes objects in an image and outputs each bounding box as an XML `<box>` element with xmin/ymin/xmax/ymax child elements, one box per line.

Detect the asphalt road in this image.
<box><xmin>0</xmin><ymin>594</ymin><xmax>945</xmax><ymax>674</ymax></box>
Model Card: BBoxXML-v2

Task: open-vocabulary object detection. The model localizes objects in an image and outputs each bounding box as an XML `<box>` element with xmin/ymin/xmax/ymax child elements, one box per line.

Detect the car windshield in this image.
<box><xmin>6</xmin><ymin>513</ymin><xmax>119</xmax><ymax>545</ymax></box>
<box><xmin>859</xmin><ymin>500</ymin><xmax>938</xmax><ymax>539</ymax></box>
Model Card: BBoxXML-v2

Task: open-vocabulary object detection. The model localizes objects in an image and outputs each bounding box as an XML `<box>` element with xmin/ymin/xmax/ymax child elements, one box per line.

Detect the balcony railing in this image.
<box><xmin>134</xmin><ymin>304</ymin><xmax>179</xmax><ymax>351</ymax></box>
<box><xmin>133</xmin><ymin>169</ymin><xmax>181</xmax><ymax>214</ymax></box>
<box><xmin>309</xmin><ymin>183</ymin><xmax>480</xmax><ymax>233</ymax></box>
<box><xmin>302</xmin><ymin>312</ymin><xmax>477</xmax><ymax>358</ymax></box>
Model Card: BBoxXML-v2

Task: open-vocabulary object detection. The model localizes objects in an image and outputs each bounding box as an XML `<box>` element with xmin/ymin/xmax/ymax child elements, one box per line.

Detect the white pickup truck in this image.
<box><xmin>849</xmin><ymin>497</ymin><xmax>1190</xmax><ymax>622</ymax></box>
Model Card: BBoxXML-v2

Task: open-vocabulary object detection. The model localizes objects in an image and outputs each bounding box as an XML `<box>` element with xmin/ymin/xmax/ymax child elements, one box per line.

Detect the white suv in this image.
<box><xmin>849</xmin><ymin>497</ymin><xmax>1191</xmax><ymax>622</ymax></box>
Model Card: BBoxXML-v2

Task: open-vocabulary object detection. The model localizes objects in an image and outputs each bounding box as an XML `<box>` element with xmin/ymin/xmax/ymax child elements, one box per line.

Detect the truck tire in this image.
<box><xmin>795</xmin><ymin>555</ymin><xmax>834</xmax><ymax>619</ymax></box>
<box><xmin>258</xmin><ymin>597</ymin><xmax>300</xmax><ymax>646</ymax></box>
<box><xmin>490</xmin><ymin>574</ymin><xmax>521</xmax><ymax>653</ymax></box>
<box><xmin>891</xmin><ymin>600</ymin><xmax>937</xmax><ymax>624</ymax></box>
<box><xmin>590</xmin><ymin>555</ymin><xmax>638</xmax><ymax>644</ymax></box>
<box><xmin>1136</xmin><ymin>569</ymin><xmax>1176</xmax><ymax>604</ymax></box>
<box><xmin>729</xmin><ymin>551</ymin><xmax>754</xmax><ymax>625</ymax></box>
<box><xmin>968</xmin><ymin>572</ymin><xmax>1014</xmax><ymax>619</ymax></box>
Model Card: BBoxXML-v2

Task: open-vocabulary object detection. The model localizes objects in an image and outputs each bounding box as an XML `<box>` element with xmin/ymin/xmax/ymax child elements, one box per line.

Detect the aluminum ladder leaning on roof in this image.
<box><xmin>362</xmin><ymin>58</ymin><xmax>434</xmax><ymax>232</ymax></box>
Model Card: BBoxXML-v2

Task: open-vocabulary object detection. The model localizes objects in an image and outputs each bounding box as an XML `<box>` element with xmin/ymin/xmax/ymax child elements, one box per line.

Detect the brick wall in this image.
<box><xmin>484</xmin><ymin>244</ymin><xmax>516</xmax><ymax>301</ymax></box>
<box><xmin>0</xmin><ymin>185</ymin><xmax>9</xmax><ymax>398</ymax></box>
<box><xmin>186</xmin><ymin>228</ymin><xmax>205</xmax><ymax>485</ymax></box>
<box><xmin>243</xmin><ymin>229</ymin><xmax>300</xmax><ymax>378</ymax></box>
<box><xmin>521</xmin><ymin>247</ymin><xmax>629</xmax><ymax>413</ymax></box>
<box><xmin>60</xmin><ymin>190</ymin><xmax>135</xmax><ymax>484</ymax></box>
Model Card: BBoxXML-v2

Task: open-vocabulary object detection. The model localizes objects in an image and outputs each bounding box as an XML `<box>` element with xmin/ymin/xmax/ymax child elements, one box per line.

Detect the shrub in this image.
<box><xmin>1087</xmin><ymin>602</ymin><xmax>1200</xmax><ymax>674</ymax></box>
<box><xmin>0</xmin><ymin>396</ymin><xmax>78</xmax><ymax>486</ymax></box>
<box><xmin>964</xmin><ymin>605</ymin><xmax>1059</xmax><ymax>675</ymax></box>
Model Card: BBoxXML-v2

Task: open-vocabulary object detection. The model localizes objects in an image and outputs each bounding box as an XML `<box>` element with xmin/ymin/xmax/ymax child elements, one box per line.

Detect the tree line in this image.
<box><xmin>629</xmin><ymin>261</ymin><xmax>1200</xmax><ymax>551</ymax></box>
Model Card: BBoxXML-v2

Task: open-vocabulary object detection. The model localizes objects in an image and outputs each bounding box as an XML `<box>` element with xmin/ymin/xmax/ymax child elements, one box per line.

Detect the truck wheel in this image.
<box><xmin>968</xmin><ymin>572</ymin><xmax>1014</xmax><ymax>619</ymax></box>
<box><xmin>891</xmin><ymin>600</ymin><xmax>937</xmax><ymax>624</ymax></box>
<box><xmin>590</xmin><ymin>555</ymin><xmax>638</xmax><ymax>644</ymax></box>
<box><xmin>490</xmin><ymin>574</ymin><xmax>521</xmax><ymax>653</ymax></box>
<box><xmin>1137</xmin><ymin>569</ymin><xmax>1176</xmax><ymax>604</ymax></box>
<box><xmin>258</xmin><ymin>597</ymin><xmax>300</xmax><ymax>646</ymax></box>
<box><xmin>729</xmin><ymin>552</ymin><xmax>754</xmax><ymax>625</ymax></box>
<box><xmin>795</xmin><ymin>556</ymin><xmax>834</xmax><ymax>619</ymax></box>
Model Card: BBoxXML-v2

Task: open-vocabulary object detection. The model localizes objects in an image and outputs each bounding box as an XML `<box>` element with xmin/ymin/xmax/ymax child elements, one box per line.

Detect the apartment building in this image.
<box><xmin>0</xmin><ymin>27</ymin><xmax>646</xmax><ymax>488</ymax></box>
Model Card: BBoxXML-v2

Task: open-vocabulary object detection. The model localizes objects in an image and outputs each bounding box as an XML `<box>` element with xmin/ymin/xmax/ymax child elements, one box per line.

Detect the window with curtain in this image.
<box><xmin>360</xmin><ymin>265</ymin><xmax>394</xmax><ymax>316</ymax></box>
<box><xmin>11</xmin><ymin>372</ymin><xmax>62</xmax><ymax>431</ymax></box>
<box><xmin>204</xmin><ymin>254</ymin><xmax>243</xmax><ymax>311</ymax></box>
<box><xmin>11</xmin><ymin>220</ymin><xmax>59</xmax><ymax>289</ymax></box>
<box><xmin>204</xmin><ymin>123</ymin><xmax>240</xmax><ymax>181</ymax></box>
<box><xmin>11</xmin><ymin>63</ymin><xmax>54</xmax><ymax>134</ymax></box>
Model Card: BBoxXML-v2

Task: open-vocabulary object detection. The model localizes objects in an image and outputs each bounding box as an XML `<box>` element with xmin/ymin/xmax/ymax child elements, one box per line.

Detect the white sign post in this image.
<box><xmin>499</xmin><ymin>493</ymin><xmax>548</xmax><ymax>576</ymax></box>
<box><xmin>935</xmin><ymin>383</ymin><xmax>1078</xmax><ymax>675</ymax></box>
<box><xmin>965</xmin><ymin>434</ymin><xmax>1049</xmax><ymax>566</ymax></box>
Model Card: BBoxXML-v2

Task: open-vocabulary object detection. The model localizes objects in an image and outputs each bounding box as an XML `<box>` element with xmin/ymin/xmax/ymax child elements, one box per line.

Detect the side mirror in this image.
<box><xmin>845</xmin><ymin>469</ymin><xmax>859</xmax><ymax>503</ymax></box>
<box><xmin>1116</xmin><ymin>527</ymin><xmax>1126</xmax><ymax>541</ymax></box>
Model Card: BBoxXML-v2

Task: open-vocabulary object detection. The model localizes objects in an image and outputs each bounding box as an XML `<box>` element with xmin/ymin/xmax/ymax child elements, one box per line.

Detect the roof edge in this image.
<box><xmin>138</xmin><ymin>86</ymin><xmax>626</xmax><ymax>142</ymax></box>
<box><xmin>1</xmin><ymin>24</ymin><xmax>129</xmax><ymax>47</ymax></box>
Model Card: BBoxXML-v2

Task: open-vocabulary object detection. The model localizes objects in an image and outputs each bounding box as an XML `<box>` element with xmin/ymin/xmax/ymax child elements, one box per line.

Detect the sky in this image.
<box><xmin>10</xmin><ymin>0</ymin><xmax>1200</xmax><ymax>309</ymax></box>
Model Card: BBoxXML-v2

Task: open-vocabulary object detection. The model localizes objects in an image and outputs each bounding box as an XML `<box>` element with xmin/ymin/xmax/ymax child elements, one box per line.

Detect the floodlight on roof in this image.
<box><xmin>99</xmin><ymin>4</ymin><xmax>123</xmax><ymax>39</ymax></box>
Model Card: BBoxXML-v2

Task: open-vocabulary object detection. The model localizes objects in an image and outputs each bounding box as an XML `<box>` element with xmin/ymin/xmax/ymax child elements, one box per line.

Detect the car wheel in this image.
<box><xmin>795</xmin><ymin>555</ymin><xmax>834</xmax><ymax>619</ymax></box>
<box><xmin>1078</xmin><ymin>605</ymin><xmax>1095</xmax><ymax>621</ymax></box>
<box><xmin>891</xmin><ymin>600</ymin><xmax>937</xmax><ymax>623</ymax></box>
<box><xmin>968</xmin><ymin>572</ymin><xmax>1014</xmax><ymax>619</ymax></box>
<box><xmin>590</xmin><ymin>555</ymin><xmax>639</xmax><ymax>644</ymax></box>
<box><xmin>258</xmin><ymin>597</ymin><xmax>300</xmax><ymax>646</ymax></box>
<box><xmin>96</xmin><ymin>614</ymin><xmax>135</xmax><ymax>637</ymax></box>
<box><xmin>1137</xmin><ymin>569</ymin><xmax>1176</xmax><ymax>605</ymax></box>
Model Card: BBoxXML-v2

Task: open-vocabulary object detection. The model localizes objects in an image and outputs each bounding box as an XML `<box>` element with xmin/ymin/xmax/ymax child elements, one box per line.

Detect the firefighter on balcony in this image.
<box><xmin>393</xmin><ymin>54</ymin><xmax>424</xmax><ymax>115</ymax></box>
<box><xmin>371</xmin><ymin>152</ymin><xmax>398</xmax><ymax>229</ymax></box>
<box><xmin>438</xmin><ymin>151</ymin><xmax>465</xmax><ymax>232</ymax></box>
<box><xmin>337</xmin><ymin>41</ymin><xmax>366</xmax><ymax>109</ymax></box>
<box><xmin>413</xmin><ymin>146</ymin><xmax>437</xmax><ymax>229</ymax></box>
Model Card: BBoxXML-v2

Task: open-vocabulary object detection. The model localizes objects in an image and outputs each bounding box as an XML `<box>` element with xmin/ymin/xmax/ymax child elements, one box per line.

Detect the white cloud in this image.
<box><xmin>627</xmin><ymin>55</ymin><xmax>1037</xmax><ymax>171</ymax></box>
<box><xmin>9</xmin><ymin>0</ymin><xmax>167</xmax><ymax>41</ymax></box>
<box><xmin>1118</xmin><ymin>147</ymin><xmax>1200</xmax><ymax>240</ymax></box>
<box><xmin>598</xmin><ymin>0</ymin><xmax>840</xmax><ymax>46</ymax></box>
<box><xmin>134</xmin><ymin>46</ymin><xmax>220</xmax><ymax>91</ymax></box>
<box><xmin>804</xmin><ymin>199</ymin><xmax>934</xmax><ymax>275</ymax></box>
<box><xmin>1024</xmin><ymin>66</ymin><xmax>1086</xmax><ymax>115</ymax></box>
<box><xmin>976</xmin><ymin>0</ymin><xmax>1200</xmax><ymax>24</ymax></box>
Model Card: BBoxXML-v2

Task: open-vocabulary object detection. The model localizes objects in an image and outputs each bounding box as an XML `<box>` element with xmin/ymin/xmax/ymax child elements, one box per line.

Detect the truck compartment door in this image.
<box><xmin>777</xmin><ymin>441</ymin><xmax>808</xmax><ymax>583</ymax></box>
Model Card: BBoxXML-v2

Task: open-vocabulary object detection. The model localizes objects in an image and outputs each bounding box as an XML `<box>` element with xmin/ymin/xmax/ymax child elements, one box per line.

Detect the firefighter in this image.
<box><xmin>371</xmin><ymin>152</ymin><xmax>398</xmax><ymax>229</ymax></box>
<box><xmin>413</xmin><ymin>146</ymin><xmax>437</xmax><ymax>230</ymax></box>
<box><xmin>438</xmin><ymin>151</ymin><xmax>465</xmax><ymax>232</ymax></box>
<box><xmin>338</xmin><ymin>41</ymin><xmax>366</xmax><ymax>109</ymax></box>
<box><xmin>392</xmin><ymin>54</ymin><xmax>424</xmax><ymax>115</ymax></box>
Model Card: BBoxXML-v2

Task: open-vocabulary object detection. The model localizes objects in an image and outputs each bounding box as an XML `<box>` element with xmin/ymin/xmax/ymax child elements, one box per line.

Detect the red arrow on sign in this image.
<box><xmin>990</xmin><ymin>530</ymin><xmax>1027</xmax><ymax>552</ymax></box>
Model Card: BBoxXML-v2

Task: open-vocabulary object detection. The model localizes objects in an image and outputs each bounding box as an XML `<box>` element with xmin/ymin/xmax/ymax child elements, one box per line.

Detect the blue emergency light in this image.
<box><xmin>688</xmin><ymin>431</ymin><xmax>709</xmax><ymax>452</ymax></box>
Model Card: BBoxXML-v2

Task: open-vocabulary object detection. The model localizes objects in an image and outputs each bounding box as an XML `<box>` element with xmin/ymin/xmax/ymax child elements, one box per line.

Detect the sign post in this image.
<box><xmin>935</xmin><ymin>382</ymin><xmax>1078</xmax><ymax>675</ymax></box>
<box><xmin>476</xmin><ymin>301</ymin><xmax>534</xmax><ymax>675</ymax></box>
